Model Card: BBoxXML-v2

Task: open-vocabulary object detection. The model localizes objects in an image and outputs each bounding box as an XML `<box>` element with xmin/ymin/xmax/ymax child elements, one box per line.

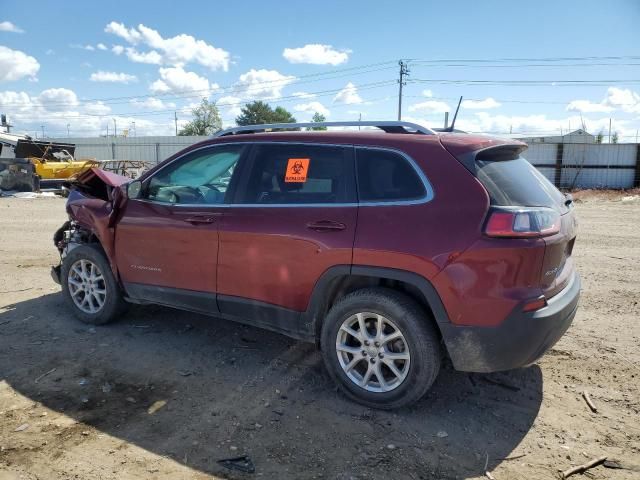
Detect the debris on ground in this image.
<box><xmin>13</xmin><ymin>423</ymin><xmax>29</xmax><ymax>432</ymax></box>
<box><xmin>147</xmin><ymin>400</ymin><xmax>167</xmax><ymax>414</ymax></box>
<box><xmin>561</xmin><ymin>456</ymin><xmax>607</xmax><ymax>479</ymax></box>
<box><xmin>582</xmin><ymin>390</ymin><xmax>598</xmax><ymax>413</ymax></box>
<box><xmin>217</xmin><ymin>455</ymin><xmax>255</xmax><ymax>474</ymax></box>
<box><xmin>34</xmin><ymin>367</ymin><xmax>56</xmax><ymax>383</ymax></box>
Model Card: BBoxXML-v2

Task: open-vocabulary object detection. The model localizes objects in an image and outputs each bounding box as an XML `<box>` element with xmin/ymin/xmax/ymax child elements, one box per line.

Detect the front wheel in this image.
<box><xmin>321</xmin><ymin>288</ymin><xmax>441</xmax><ymax>409</ymax></box>
<box><xmin>61</xmin><ymin>244</ymin><xmax>127</xmax><ymax>325</ymax></box>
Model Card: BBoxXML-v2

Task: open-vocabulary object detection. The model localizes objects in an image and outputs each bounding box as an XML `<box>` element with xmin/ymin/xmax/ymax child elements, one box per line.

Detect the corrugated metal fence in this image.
<box><xmin>48</xmin><ymin>136</ymin><xmax>640</xmax><ymax>189</ymax></box>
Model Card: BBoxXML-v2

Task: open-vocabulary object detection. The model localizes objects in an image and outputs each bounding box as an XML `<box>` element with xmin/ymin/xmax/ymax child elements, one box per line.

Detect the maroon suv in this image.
<box><xmin>52</xmin><ymin>121</ymin><xmax>580</xmax><ymax>409</ymax></box>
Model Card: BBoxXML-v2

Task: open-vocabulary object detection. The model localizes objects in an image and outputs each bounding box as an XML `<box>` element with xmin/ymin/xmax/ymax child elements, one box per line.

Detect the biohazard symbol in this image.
<box><xmin>285</xmin><ymin>158</ymin><xmax>310</xmax><ymax>182</ymax></box>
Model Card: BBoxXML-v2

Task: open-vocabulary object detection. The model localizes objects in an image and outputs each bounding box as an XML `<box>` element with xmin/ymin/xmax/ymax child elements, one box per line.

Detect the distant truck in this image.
<box><xmin>0</xmin><ymin>132</ymin><xmax>99</xmax><ymax>191</ymax></box>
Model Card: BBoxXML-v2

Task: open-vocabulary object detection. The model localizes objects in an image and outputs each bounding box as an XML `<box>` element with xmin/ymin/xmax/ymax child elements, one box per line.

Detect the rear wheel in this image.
<box><xmin>321</xmin><ymin>288</ymin><xmax>441</xmax><ymax>409</ymax></box>
<box><xmin>61</xmin><ymin>244</ymin><xmax>127</xmax><ymax>325</ymax></box>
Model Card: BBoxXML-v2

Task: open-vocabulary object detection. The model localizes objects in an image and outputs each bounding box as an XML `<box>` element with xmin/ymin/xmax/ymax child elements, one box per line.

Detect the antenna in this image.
<box><xmin>449</xmin><ymin>96</ymin><xmax>463</xmax><ymax>131</ymax></box>
<box><xmin>438</xmin><ymin>96</ymin><xmax>463</xmax><ymax>132</ymax></box>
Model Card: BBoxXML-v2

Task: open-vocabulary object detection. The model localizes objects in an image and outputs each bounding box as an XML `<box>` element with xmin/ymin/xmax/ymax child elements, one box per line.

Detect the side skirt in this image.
<box><xmin>122</xmin><ymin>282</ymin><xmax>312</xmax><ymax>342</ymax></box>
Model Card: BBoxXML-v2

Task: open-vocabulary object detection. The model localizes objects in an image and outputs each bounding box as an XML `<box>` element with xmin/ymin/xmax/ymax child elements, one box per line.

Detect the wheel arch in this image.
<box><xmin>305</xmin><ymin>265</ymin><xmax>451</xmax><ymax>344</ymax></box>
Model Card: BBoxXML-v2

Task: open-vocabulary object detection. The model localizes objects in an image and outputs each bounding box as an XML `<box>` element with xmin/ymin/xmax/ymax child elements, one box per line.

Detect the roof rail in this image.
<box><xmin>212</xmin><ymin>121</ymin><xmax>436</xmax><ymax>137</ymax></box>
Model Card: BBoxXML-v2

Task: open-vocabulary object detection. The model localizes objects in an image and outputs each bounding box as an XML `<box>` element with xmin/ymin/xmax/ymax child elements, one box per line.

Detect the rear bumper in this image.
<box><xmin>440</xmin><ymin>272</ymin><xmax>580</xmax><ymax>372</ymax></box>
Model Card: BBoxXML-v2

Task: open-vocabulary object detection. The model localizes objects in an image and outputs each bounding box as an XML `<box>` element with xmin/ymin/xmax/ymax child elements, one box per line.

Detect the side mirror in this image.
<box><xmin>128</xmin><ymin>180</ymin><xmax>142</xmax><ymax>199</ymax></box>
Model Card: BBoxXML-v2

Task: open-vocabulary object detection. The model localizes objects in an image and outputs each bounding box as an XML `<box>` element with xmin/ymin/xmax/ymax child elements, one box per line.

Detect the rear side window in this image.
<box><xmin>356</xmin><ymin>148</ymin><xmax>426</xmax><ymax>202</ymax></box>
<box><xmin>476</xmin><ymin>157</ymin><xmax>567</xmax><ymax>212</ymax></box>
<box><xmin>236</xmin><ymin>144</ymin><xmax>355</xmax><ymax>204</ymax></box>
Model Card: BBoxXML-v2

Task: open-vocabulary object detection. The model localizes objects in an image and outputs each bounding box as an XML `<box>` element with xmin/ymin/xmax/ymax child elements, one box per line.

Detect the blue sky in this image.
<box><xmin>1</xmin><ymin>0</ymin><xmax>639</xmax><ymax>139</ymax></box>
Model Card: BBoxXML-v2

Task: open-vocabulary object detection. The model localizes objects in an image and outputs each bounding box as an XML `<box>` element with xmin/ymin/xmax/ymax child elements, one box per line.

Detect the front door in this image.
<box><xmin>216</xmin><ymin>143</ymin><xmax>358</xmax><ymax>334</ymax></box>
<box><xmin>115</xmin><ymin>143</ymin><xmax>247</xmax><ymax>311</ymax></box>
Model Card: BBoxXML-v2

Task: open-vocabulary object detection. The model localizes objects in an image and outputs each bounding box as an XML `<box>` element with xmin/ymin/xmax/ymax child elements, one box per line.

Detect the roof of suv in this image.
<box><xmin>203</xmin><ymin>130</ymin><xmax>526</xmax><ymax>157</ymax></box>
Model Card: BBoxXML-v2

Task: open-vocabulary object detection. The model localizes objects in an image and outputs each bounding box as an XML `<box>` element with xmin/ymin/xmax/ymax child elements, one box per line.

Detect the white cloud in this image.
<box><xmin>462</xmin><ymin>97</ymin><xmax>501</xmax><ymax>110</ymax></box>
<box><xmin>112</xmin><ymin>45</ymin><xmax>124</xmax><ymax>55</ymax></box>
<box><xmin>422</xmin><ymin>89</ymin><xmax>433</xmax><ymax>97</ymax></box>
<box><xmin>217</xmin><ymin>95</ymin><xmax>244</xmax><ymax>118</ymax></box>
<box><xmin>96</xmin><ymin>43</ymin><xmax>108</xmax><ymax>51</ymax></box>
<box><xmin>233</xmin><ymin>69</ymin><xmax>295</xmax><ymax>100</ymax></box>
<box><xmin>84</xmin><ymin>101</ymin><xmax>111</xmax><ymax>115</ymax></box>
<box><xmin>38</xmin><ymin>88</ymin><xmax>79</xmax><ymax>112</ymax></box>
<box><xmin>125</xmin><ymin>47</ymin><xmax>162</xmax><ymax>65</ymax></box>
<box><xmin>150</xmin><ymin>66</ymin><xmax>215</xmax><ymax>95</ymax></box>
<box><xmin>84</xmin><ymin>44</ymin><xmax>95</xmax><ymax>51</ymax></box>
<box><xmin>567</xmin><ymin>87</ymin><xmax>640</xmax><ymax>114</ymax></box>
<box><xmin>0</xmin><ymin>46</ymin><xmax>39</xmax><ymax>82</ymax></box>
<box><xmin>333</xmin><ymin>82</ymin><xmax>362</xmax><ymax>104</ymax></box>
<box><xmin>603</xmin><ymin>87</ymin><xmax>640</xmax><ymax>113</ymax></box>
<box><xmin>104</xmin><ymin>21</ymin><xmax>142</xmax><ymax>44</ymax></box>
<box><xmin>292</xmin><ymin>91</ymin><xmax>316</xmax><ymax>99</ymax></box>
<box><xmin>0</xmin><ymin>21</ymin><xmax>24</xmax><ymax>33</ymax></box>
<box><xmin>294</xmin><ymin>101</ymin><xmax>330</xmax><ymax>117</ymax></box>
<box><xmin>90</xmin><ymin>71</ymin><xmax>138</xmax><ymax>83</ymax></box>
<box><xmin>566</xmin><ymin>99</ymin><xmax>614</xmax><ymax>113</ymax></box>
<box><xmin>105</xmin><ymin>21</ymin><xmax>230</xmax><ymax>70</ymax></box>
<box><xmin>283</xmin><ymin>44</ymin><xmax>350</xmax><ymax>65</ymax></box>
<box><xmin>0</xmin><ymin>87</ymin><xmax>175</xmax><ymax>137</ymax></box>
<box><xmin>408</xmin><ymin>99</ymin><xmax>450</xmax><ymax>113</ymax></box>
<box><xmin>130</xmin><ymin>97</ymin><xmax>175</xmax><ymax>110</ymax></box>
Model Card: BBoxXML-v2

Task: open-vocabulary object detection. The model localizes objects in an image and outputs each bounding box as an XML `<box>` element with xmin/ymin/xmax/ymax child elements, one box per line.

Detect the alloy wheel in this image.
<box><xmin>67</xmin><ymin>259</ymin><xmax>107</xmax><ymax>314</ymax></box>
<box><xmin>336</xmin><ymin>312</ymin><xmax>411</xmax><ymax>392</ymax></box>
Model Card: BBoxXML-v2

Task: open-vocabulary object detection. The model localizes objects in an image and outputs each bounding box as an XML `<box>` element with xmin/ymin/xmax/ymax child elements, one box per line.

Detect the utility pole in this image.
<box><xmin>174</xmin><ymin>111</ymin><xmax>178</xmax><ymax>135</ymax></box>
<box><xmin>41</xmin><ymin>125</ymin><xmax>45</xmax><ymax>138</ymax></box>
<box><xmin>358</xmin><ymin>113</ymin><xmax>362</xmax><ymax>130</ymax></box>
<box><xmin>67</xmin><ymin>123</ymin><xmax>70</xmax><ymax>137</ymax></box>
<box><xmin>132</xmin><ymin>121</ymin><xmax>136</xmax><ymax>137</ymax></box>
<box><xmin>608</xmin><ymin>118</ymin><xmax>612</xmax><ymax>143</ymax></box>
<box><xmin>397</xmin><ymin>60</ymin><xmax>409</xmax><ymax>121</ymax></box>
<box><xmin>113</xmin><ymin>118</ymin><xmax>117</xmax><ymax>137</ymax></box>
<box><xmin>444</xmin><ymin>112</ymin><xmax>449</xmax><ymax>129</ymax></box>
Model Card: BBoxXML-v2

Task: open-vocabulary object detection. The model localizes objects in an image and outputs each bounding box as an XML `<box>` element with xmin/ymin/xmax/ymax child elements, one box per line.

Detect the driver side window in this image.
<box><xmin>146</xmin><ymin>145</ymin><xmax>245</xmax><ymax>205</ymax></box>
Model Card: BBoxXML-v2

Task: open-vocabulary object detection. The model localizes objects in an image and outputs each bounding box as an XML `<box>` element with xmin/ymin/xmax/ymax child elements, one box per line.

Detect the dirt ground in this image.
<box><xmin>0</xmin><ymin>193</ymin><xmax>639</xmax><ymax>480</ymax></box>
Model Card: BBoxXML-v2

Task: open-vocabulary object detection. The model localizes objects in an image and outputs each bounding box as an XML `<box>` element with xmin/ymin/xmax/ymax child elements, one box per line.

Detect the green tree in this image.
<box><xmin>611</xmin><ymin>131</ymin><xmax>619</xmax><ymax>144</ymax></box>
<box><xmin>595</xmin><ymin>130</ymin><xmax>604</xmax><ymax>144</ymax></box>
<box><xmin>235</xmin><ymin>101</ymin><xmax>296</xmax><ymax>126</ymax></box>
<box><xmin>178</xmin><ymin>98</ymin><xmax>222</xmax><ymax>136</ymax></box>
<box><xmin>307</xmin><ymin>112</ymin><xmax>327</xmax><ymax>131</ymax></box>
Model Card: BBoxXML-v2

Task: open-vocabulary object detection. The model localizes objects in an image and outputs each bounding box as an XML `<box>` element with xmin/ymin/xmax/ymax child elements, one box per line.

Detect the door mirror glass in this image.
<box><xmin>128</xmin><ymin>180</ymin><xmax>142</xmax><ymax>199</ymax></box>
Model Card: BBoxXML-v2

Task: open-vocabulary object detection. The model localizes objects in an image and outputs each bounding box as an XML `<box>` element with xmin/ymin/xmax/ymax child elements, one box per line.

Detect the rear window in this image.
<box><xmin>476</xmin><ymin>157</ymin><xmax>567</xmax><ymax>212</ymax></box>
<box><xmin>356</xmin><ymin>148</ymin><xmax>426</xmax><ymax>202</ymax></box>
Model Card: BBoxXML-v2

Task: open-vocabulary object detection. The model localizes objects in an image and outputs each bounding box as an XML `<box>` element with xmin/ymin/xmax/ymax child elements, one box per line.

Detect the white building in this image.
<box><xmin>518</xmin><ymin>129</ymin><xmax>596</xmax><ymax>144</ymax></box>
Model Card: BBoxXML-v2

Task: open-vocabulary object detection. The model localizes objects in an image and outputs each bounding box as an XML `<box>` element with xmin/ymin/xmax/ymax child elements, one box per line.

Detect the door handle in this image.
<box><xmin>184</xmin><ymin>215</ymin><xmax>217</xmax><ymax>224</ymax></box>
<box><xmin>306</xmin><ymin>220</ymin><xmax>346</xmax><ymax>232</ymax></box>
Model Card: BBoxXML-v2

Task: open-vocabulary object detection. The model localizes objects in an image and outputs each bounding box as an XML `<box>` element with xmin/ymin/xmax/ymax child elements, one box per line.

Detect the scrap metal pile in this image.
<box><xmin>0</xmin><ymin>132</ymin><xmax>150</xmax><ymax>193</ymax></box>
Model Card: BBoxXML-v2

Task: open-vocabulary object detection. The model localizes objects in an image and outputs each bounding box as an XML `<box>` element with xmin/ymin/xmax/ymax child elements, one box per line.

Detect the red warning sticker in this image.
<box><xmin>285</xmin><ymin>158</ymin><xmax>310</xmax><ymax>183</ymax></box>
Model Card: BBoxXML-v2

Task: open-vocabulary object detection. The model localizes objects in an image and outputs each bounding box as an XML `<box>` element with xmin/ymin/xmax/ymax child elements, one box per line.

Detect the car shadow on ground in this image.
<box><xmin>1</xmin><ymin>293</ymin><xmax>543</xmax><ymax>479</ymax></box>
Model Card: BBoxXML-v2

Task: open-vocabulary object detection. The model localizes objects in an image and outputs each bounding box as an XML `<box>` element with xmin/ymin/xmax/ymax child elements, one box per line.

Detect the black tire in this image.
<box><xmin>60</xmin><ymin>244</ymin><xmax>127</xmax><ymax>325</ymax></box>
<box><xmin>321</xmin><ymin>288</ymin><xmax>441</xmax><ymax>409</ymax></box>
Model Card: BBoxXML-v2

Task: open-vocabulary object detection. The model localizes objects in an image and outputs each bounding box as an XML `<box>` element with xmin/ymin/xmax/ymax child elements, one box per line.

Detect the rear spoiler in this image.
<box><xmin>440</xmin><ymin>134</ymin><xmax>528</xmax><ymax>174</ymax></box>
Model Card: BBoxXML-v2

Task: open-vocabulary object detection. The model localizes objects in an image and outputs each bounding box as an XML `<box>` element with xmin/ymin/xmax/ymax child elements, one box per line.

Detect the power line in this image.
<box><xmin>410</xmin><ymin>79</ymin><xmax>640</xmax><ymax>86</ymax></box>
<box><xmin>0</xmin><ymin>61</ymin><xmax>399</xmax><ymax>108</ymax></box>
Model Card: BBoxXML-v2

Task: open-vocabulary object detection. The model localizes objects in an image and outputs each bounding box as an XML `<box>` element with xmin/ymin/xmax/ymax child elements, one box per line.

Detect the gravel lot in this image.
<box><xmin>0</xmin><ymin>194</ymin><xmax>639</xmax><ymax>480</ymax></box>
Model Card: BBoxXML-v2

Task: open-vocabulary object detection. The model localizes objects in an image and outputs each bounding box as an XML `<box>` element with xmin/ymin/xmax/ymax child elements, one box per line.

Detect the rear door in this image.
<box><xmin>114</xmin><ymin>144</ymin><xmax>246</xmax><ymax>309</ymax></box>
<box><xmin>216</xmin><ymin>142</ymin><xmax>357</xmax><ymax>329</ymax></box>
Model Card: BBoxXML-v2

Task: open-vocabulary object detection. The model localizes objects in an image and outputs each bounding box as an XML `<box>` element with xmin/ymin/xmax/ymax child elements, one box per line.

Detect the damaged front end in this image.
<box><xmin>51</xmin><ymin>168</ymin><xmax>130</xmax><ymax>284</ymax></box>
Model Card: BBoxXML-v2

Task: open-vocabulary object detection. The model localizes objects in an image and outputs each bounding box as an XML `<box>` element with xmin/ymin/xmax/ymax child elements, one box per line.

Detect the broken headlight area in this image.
<box><xmin>51</xmin><ymin>220</ymin><xmax>94</xmax><ymax>284</ymax></box>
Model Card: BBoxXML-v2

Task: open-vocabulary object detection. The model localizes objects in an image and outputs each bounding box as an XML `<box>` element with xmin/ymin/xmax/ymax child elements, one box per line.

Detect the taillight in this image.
<box><xmin>485</xmin><ymin>207</ymin><xmax>561</xmax><ymax>238</ymax></box>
